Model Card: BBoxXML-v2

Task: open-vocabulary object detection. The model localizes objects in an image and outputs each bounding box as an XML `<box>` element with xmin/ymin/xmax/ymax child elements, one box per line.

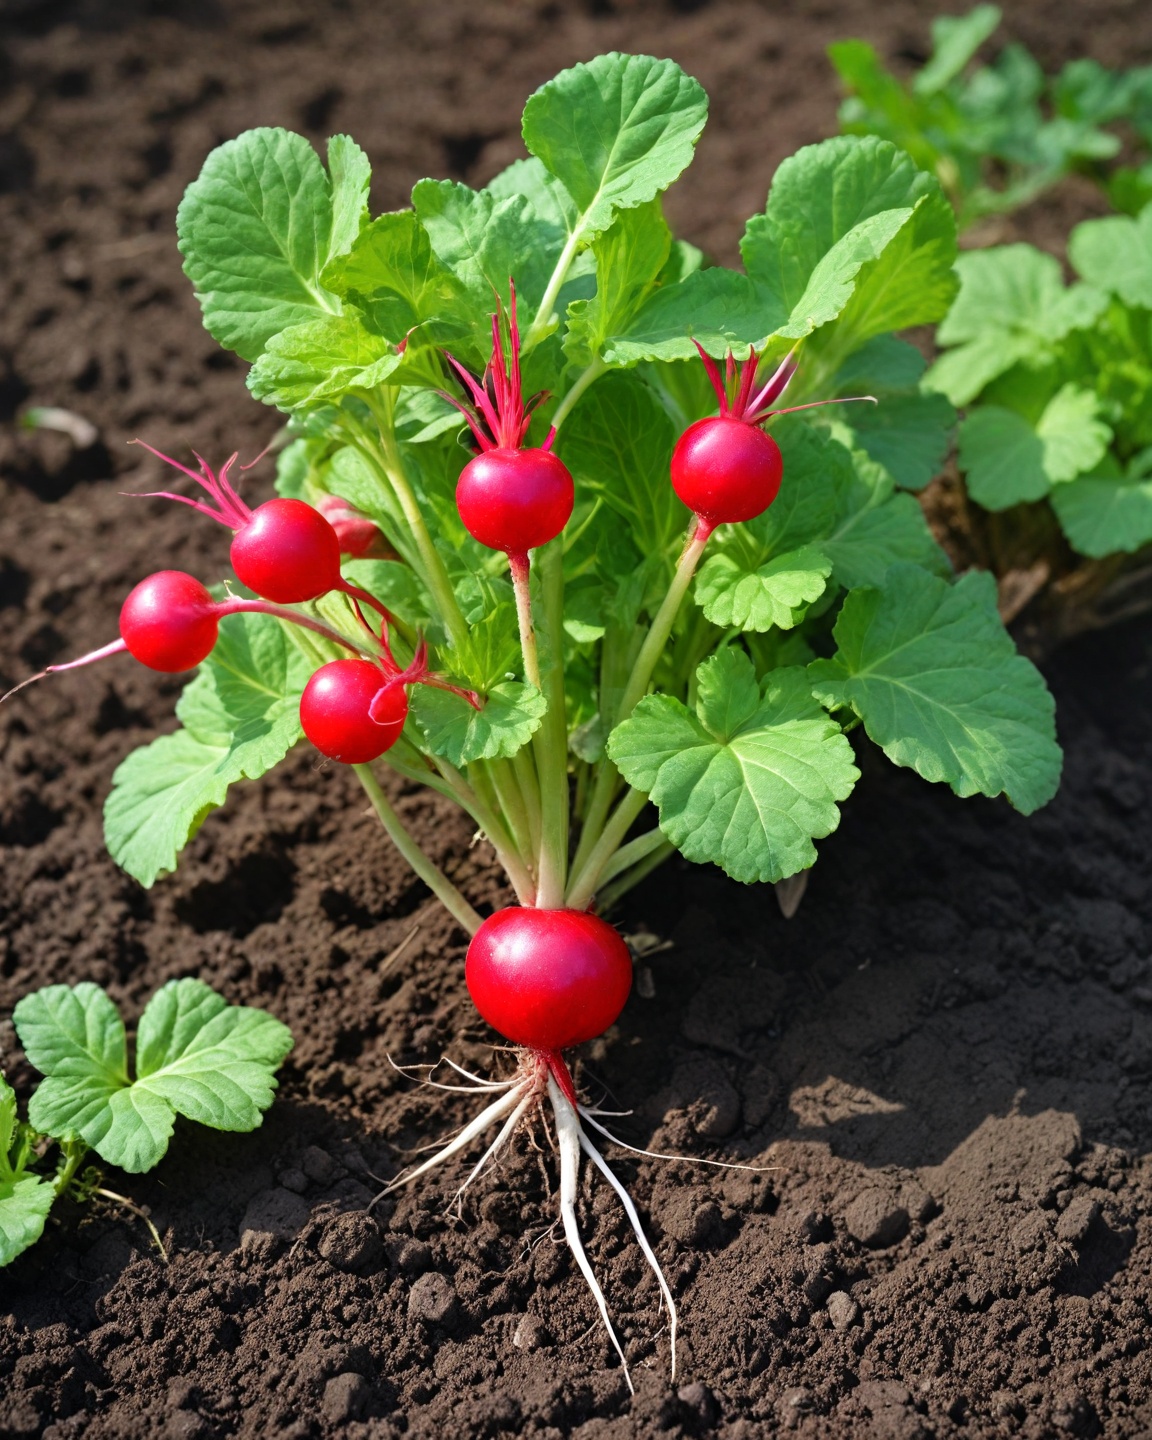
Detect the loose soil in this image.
<box><xmin>3</xmin><ymin>2</ymin><xmax>1152</xmax><ymax>1437</ymax></box>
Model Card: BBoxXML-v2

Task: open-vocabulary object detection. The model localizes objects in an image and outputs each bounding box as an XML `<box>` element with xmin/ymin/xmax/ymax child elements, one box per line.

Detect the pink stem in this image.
<box><xmin>214</xmin><ymin>598</ymin><xmax>376</xmax><ymax>657</ymax></box>
<box><xmin>1</xmin><ymin>638</ymin><xmax>130</xmax><ymax>704</ymax></box>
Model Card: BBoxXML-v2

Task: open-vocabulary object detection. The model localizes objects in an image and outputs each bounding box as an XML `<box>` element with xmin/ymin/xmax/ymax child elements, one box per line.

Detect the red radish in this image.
<box><xmin>456</xmin><ymin>448</ymin><xmax>574</xmax><ymax>555</ymax></box>
<box><xmin>230</xmin><ymin>497</ymin><xmax>342</xmax><ymax>603</ymax></box>
<box><xmin>119</xmin><ymin>571</ymin><xmax>219</xmax><ymax>672</ymax></box>
<box><xmin>671</xmin><ymin>417</ymin><xmax>782</xmax><ymax>526</ymax></box>
<box><xmin>300</xmin><ymin>658</ymin><xmax>408</xmax><ymax>764</ymax></box>
<box><xmin>671</xmin><ymin>342</ymin><xmax>875</xmax><ymax>537</ymax></box>
<box><xmin>129</xmin><ymin>442</ymin><xmax>391</xmax><ymax>617</ymax></box>
<box><xmin>444</xmin><ymin>285</ymin><xmax>573</xmax><ymax>560</ymax></box>
<box><xmin>316</xmin><ymin>494</ymin><xmax>393</xmax><ymax>559</ymax></box>
<box><xmin>465</xmin><ymin>907</ymin><xmax>632</xmax><ymax>1054</ymax></box>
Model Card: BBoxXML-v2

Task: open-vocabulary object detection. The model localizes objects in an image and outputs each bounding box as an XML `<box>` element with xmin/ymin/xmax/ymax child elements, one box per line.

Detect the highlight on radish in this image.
<box><xmin>1</xmin><ymin>52</ymin><xmax>1067</xmax><ymax>1383</ymax></box>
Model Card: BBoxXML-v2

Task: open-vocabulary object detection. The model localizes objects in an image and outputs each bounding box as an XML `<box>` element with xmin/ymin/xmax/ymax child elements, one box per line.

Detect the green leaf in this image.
<box><xmin>1050</xmin><ymin>468</ymin><xmax>1152</xmax><ymax>558</ymax></box>
<box><xmin>248</xmin><ymin>313</ymin><xmax>402</xmax><ymax>411</ymax></box>
<box><xmin>695</xmin><ymin>544</ymin><xmax>832</xmax><ymax>632</ymax></box>
<box><xmin>831</xmin><ymin>337</ymin><xmax>956</xmax><ymax>492</ymax></box>
<box><xmin>556</xmin><ymin>371</ymin><xmax>688</xmax><ymax>555</ymax></box>
<box><xmin>913</xmin><ymin>5</ymin><xmax>1001</xmax><ymax>96</ymax></box>
<box><xmin>105</xmin><ymin>611</ymin><xmax>311</xmax><ymax>886</ymax></box>
<box><xmin>14</xmin><ymin>981</ymin><xmax>292</xmax><ymax>1174</ymax></box>
<box><xmin>958</xmin><ymin>384</ymin><xmax>1113</xmax><ymax>509</ymax></box>
<box><xmin>409</xmin><ymin>682</ymin><xmax>547</xmax><ymax>766</ymax></box>
<box><xmin>522</xmin><ymin>53</ymin><xmax>708</xmax><ymax>247</ymax></box>
<box><xmin>486</xmin><ymin>156</ymin><xmax>580</xmax><ymax>238</ymax></box>
<box><xmin>809</xmin><ymin>564</ymin><xmax>1061</xmax><ymax>814</ymax></box>
<box><xmin>411</xmin><ymin>177</ymin><xmax>562</xmax><ymax>317</ymax></box>
<box><xmin>0</xmin><ymin>1074</ymin><xmax>56</xmax><ymax>1267</ymax></box>
<box><xmin>177</xmin><ymin>129</ymin><xmax>362</xmax><ymax>362</ymax></box>
<box><xmin>1068</xmin><ymin>204</ymin><xmax>1152</xmax><ymax>309</ymax></box>
<box><xmin>323</xmin><ymin>211</ymin><xmax>473</xmax><ymax>354</ymax></box>
<box><xmin>607</xmin><ymin>653</ymin><xmax>859</xmax><ymax>884</ymax></box>
<box><xmin>564</xmin><ymin>200</ymin><xmax>672</xmax><ymax>367</ymax></box>
<box><xmin>741</xmin><ymin>136</ymin><xmax>957</xmax><ymax>353</ymax></box>
<box><xmin>925</xmin><ymin>245</ymin><xmax>1107</xmax><ymax>405</ymax></box>
<box><xmin>598</xmin><ymin>266</ymin><xmax>779</xmax><ymax>365</ymax></box>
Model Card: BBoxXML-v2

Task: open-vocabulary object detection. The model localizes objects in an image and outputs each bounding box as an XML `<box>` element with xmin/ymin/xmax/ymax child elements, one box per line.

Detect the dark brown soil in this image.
<box><xmin>3</xmin><ymin>2</ymin><xmax>1152</xmax><ymax>1437</ymax></box>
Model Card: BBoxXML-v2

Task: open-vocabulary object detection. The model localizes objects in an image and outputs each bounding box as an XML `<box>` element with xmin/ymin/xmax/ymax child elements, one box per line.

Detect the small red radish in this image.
<box><xmin>119</xmin><ymin>570</ymin><xmax>219</xmax><ymax>672</ymax></box>
<box><xmin>129</xmin><ymin>441</ymin><xmax>390</xmax><ymax>618</ymax></box>
<box><xmin>299</xmin><ymin>658</ymin><xmax>408</xmax><ymax>764</ymax></box>
<box><xmin>444</xmin><ymin>285</ymin><xmax>573</xmax><ymax>562</ymax></box>
<box><xmin>465</xmin><ymin>906</ymin><xmax>633</xmax><ymax>1055</ymax></box>
<box><xmin>671</xmin><ymin>343</ymin><xmax>874</xmax><ymax>539</ymax></box>
<box><xmin>316</xmin><ymin>494</ymin><xmax>394</xmax><ymax>559</ymax></box>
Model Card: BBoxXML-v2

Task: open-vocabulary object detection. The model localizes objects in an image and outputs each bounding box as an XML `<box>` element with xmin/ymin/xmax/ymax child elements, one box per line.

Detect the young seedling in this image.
<box><xmin>0</xmin><ymin>979</ymin><xmax>293</xmax><ymax>1268</ymax></box>
<box><xmin>4</xmin><ymin>52</ymin><xmax>1067</xmax><ymax>1380</ymax></box>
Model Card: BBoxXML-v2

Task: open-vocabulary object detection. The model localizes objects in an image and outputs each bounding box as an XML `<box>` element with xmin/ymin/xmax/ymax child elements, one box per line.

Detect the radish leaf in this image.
<box><xmin>608</xmin><ymin>654</ymin><xmax>859</xmax><ymax>884</ymax></box>
<box><xmin>809</xmin><ymin>564</ymin><xmax>1061</xmax><ymax>813</ymax></box>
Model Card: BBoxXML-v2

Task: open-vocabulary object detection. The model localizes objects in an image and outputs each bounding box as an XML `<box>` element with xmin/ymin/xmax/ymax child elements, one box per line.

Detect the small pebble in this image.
<box><xmin>826</xmin><ymin>1290</ymin><xmax>860</xmax><ymax>1331</ymax></box>
<box><xmin>677</xmin><ymin>1381</ymin><xmax>717</xmax><ymax>1425</ymax></box>
<box><xmin>408</xmin><ymin>1272</ymin><xmax>459</xmax><ymax>1328</ymax></box>
<box><xmin>844</xmin><ymin>1188</ymin><xmax>908</xmax><ymax>1248</ymax></box>
<box><xmin>301</xmin><ymin>1145</ymin><xmax>341</xmax><ymax>1185</ymax></box>
<box><xmin>318</xmin><ymin>1213</ymin><xmax>383</xmax><ymax>1273</ymax></box>
<box><xmin>1056</xmin><ymin>1195</ymin><xmax>1100</xmax><ymax>1246</ymax></box>
<box><xmin>512</xmin><ymin>1314</ymin><xmax>550</xmax><ymax>1351</ymax></box>
<box><xmin>278</xmin><ymin>1168</ymin><xmax>308</xmax><ymax>1194</ymax></box>
<box><xmin>239</xmin><ymin>1188</ymin><xmax>310</xmax><ymax>1250</ymax></box>
<box><xmin>322</xmin><ymin>1372</ymin><xmax>368</xmax><ymax>1424</ymax></box>
<box><xmin>387</xmin><ymin>1236</ymin><xmax>431</xmax><ymax>1276</ymax></box>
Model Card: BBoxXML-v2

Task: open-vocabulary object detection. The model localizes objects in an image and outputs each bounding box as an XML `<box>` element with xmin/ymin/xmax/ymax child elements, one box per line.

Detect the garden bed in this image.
<box><xmin>2</xmin><ymin>1</ymin><xmax>1151</xmax><ymax>1436</ymax></box>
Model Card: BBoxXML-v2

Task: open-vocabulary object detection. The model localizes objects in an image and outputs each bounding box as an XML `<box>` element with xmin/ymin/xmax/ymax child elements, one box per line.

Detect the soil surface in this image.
<box><xmin>3</xmin><ymin>2</ymin><xmax>1152</xmax><ymax>1437</ymax></box>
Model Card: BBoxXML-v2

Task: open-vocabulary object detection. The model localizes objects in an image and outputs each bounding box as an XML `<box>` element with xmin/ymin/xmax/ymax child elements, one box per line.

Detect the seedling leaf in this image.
<box><xmin>695</xmin><ymin>545</ymin><xmax>833</xmax><ymax>632</ymax></box>
<box><xmin>1069</xmin><ymin>203</ymin><xmax>1152</xmax><ymax>308</ymax></box>
<box><xmin>0</xmin><ymin>1074</ymin><xmax>55</xmax><ymax>1267</ymax></box>
<box><xmin>248</xmin><ymin>313</ymin><xmax>402</xmax><ymax>411</ymax></box>
<box><xmin>409</xmin><ymin>682</ymin><xmax>548</xmax><ymax>766</ymax></box>
<box><xmin>13</xmin><ymin>981</ymin><xmax>293</xmax><ymax>1175</ymax></box>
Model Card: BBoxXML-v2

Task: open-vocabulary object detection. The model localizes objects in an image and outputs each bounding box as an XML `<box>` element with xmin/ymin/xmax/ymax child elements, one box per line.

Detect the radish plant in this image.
<box><xmin>924</xmin><ymin>205</ymin><xmax>1152</xmax><ymax>628</ymax></box>
<box><xmin>5</xmin><ymin>53</ymin><xmax>1063</xmax><ymax>1380</ymax></box>
<box><xmin>0</xmin><ymin>980</ymin><xmax>292</xmax><ymax>1267</ymax></box>
<box><xmin>830</xmin><ymin>5</ymin><xmax>1152</xmax><ymax>230</ymax></box>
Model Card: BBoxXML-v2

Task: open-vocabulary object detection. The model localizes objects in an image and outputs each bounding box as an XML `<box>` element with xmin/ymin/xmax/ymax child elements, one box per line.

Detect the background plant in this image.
<box><xmin>922</xmin><ymin>202</ymin><xmax>1152</xmax><ymax>626</ymax></box>
<box><xmin>830</xmin><ymin>4</ymin><xmax>1152</xmax><ymax>232</ymax></box>
<box><xmin>0</xmin><ymin>979</ymin><xmax>293</xmax><ymax>1267</ymax></box>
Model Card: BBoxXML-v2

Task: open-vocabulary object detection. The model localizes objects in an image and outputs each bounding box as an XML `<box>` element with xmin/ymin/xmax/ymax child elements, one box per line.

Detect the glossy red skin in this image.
<box><xmin>230</xmin><ymin>498</ymin><xmax>343</xmax><ymax>603</ymax></box>
<box><xmin>465</xmin><ymin>907</ymin><xmax>633</xmax><ymax>1052</ymax></box>
<box><xmin>670</xmin><ymin>416</ymin><xmax>783</xmax><ymax>525</ymax></box>
<box><xmin>300</xmin><ymin>659</ymin><xmax>407</xmax><ymax>764</ymax></box>
<box><xmin>119</xmin><ymin>571</ymin><xmax>218</xmax><ymax>672</ymax></box>
<box><xmin>456</xmin><ymin>447</ymin><xmax>574</xmax><ymax>555</ymax></box>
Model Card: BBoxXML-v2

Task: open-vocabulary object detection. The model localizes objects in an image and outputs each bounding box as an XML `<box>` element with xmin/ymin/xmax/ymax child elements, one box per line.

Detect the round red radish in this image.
<box><xmin>300</xmin><ymin>658</ymin><xmax>407</xmax><ymax>764</ymax></box>
<box><xmin>465</xmin><ymin>907</ymin><xmax>633</xmax><ymax>1053</ymax></box>
<box><xmin>670</xmin><ymin>416</ymin><xmax>782</xmax><ymax>525</ymax></box>
<box><xmin>230</xmin><ymin>498</ymin><xmax>343</xmax><ymax>603</ymax></box>
<box><xmin>456</xmin><ymin>448</ymin><xmax>573</xmax><ymax>555</ymax></box>
<box><xmin>119</xmin><ymin>571</ymin><xmax>219</xmax><ymax>672</ymax></box>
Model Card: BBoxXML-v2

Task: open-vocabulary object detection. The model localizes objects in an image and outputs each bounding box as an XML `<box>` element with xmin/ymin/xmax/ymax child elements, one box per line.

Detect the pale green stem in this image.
<box><xmin>533</xmin><ymin>539</ymin><xmax>570</xmax><ymax>909</ymax></box>
<box><xmin>484</xmin><ymin>759</ymin><xmax>538</xmax><ymax>882</ymax></box>
<box><xmin>511</xmin><ymin>748</ymin><xmax>543</xmax><ymax>860</ymax></box>
<box><xmin>431</xmin><ymin>756</ymin><xmax>537</xmax><ymax>905</ymax></box>
<box><xmin>549</xmin><ymin>358</ymin><xmax>606</xmax><ymax>432</ymax></box>
<box><xmin>508</xmin><ymin>552</ymin><xmax>542</xmax><ymax>690</ymax></box>
<box><xmin>564</xmin><ymin>785</ymin><xmax>648</xmax><ymax>911</ymax></box>
<box><xmin>570</xmin><ymin>521</ymin><xmax>710</xmax><ymax>879</ymax></box>
<box><xmin>596</xmin><ymin>826</ymin><xmax>668</xmax><ymax>887</ymax></box>
<box><xmin>354</xmin><ymin>764</ymin><xmax>482</xmax><ymax>935</ymax></box>
<box><xmin>522</xmin><ymin>226</ymin><xmax>584</xmax><ymax>355</ymax></box>
<box><xmin>598</xmin><ymin>839</ymin><xmax>675</xmax><ymax>911</ymax></box>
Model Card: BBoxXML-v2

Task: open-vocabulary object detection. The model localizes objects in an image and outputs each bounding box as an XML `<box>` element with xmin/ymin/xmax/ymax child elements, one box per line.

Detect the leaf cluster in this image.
<box><xmin>926</xmin><ymin>205</ymin><xmax>1152</xmax><ymax>560</ymax></box>
<box><xmin>102</xmin><ymin>51</ymin><xmax>1062</xmax><ymax>906</ymax></box>
<box><xmin>0</xmin><ymin>979</ymin><xmax>293</xmax><ymax>1267</ymax></box>
<box><xmin>830</xmin><ymin>5</ymin><xmax>1152</xmax><ymax>230</ymax></box>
